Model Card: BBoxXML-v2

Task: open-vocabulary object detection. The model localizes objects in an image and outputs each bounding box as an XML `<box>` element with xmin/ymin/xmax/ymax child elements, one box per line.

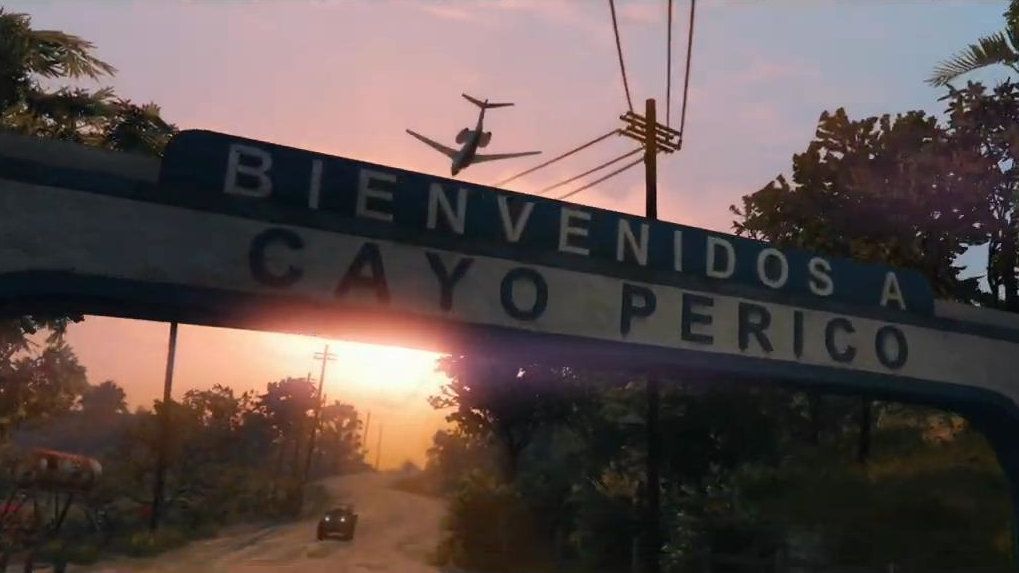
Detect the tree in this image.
<box><xmin>929</xmin><ymin>0</ymin><xmax>1019</xmax><ymax>87</ymax></box>
<box><xmin>0</xmin><ymin>11</ymin><xmax>177</xmax><ymax>437</ymax></box>
<box><xmin>182</xmin><ymin>384</ymin><xmax>248</xmax><ymax>431</ymax></box>
<box><xmin>0</xmin><ymin>342</ymin><xmax>88</xmax><ymax>430</ymax></box>
<box><xmin>942</xmin><ymin>80</ymin><xmax>1019</xmax><ymax>309</ymax></box>
<box><xmin>309</xmin><ymin>400</ymin><xmax>364</xmax><ymax>476</ymax></box>
<box><xmin>430</xmin><ymin>356</ymin><xmax>584</xmax><ymax>480</ymax></box>
<box><xmin>0</xmin><ymin>9</ymin><xmax>175</xmax><ymax>154</ymax></box>
<box><xmin>730</xmin><ymin>108</ymin><xmax>996</xmax><ymax>463</ymax></box>
<box><xmin>80</xmin><ymin>380</ymin><xmax>128</xmax><ymax>418</ymax></box>
<box><xmin>731</xmin><ymin>107</ymin><xmax>992</xmax><ymax>301</ymax></box>
<box><xmin>255</xmin><ymin>377</ymin><xmax>318</xmax><ymax>480</ymax></box>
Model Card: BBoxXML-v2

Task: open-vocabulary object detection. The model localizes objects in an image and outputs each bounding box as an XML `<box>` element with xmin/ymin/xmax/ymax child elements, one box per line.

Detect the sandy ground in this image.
<box><xmin>79</xmin><ymin>472</ymin><xmax>445</xmax><ymax>573</ymax></box>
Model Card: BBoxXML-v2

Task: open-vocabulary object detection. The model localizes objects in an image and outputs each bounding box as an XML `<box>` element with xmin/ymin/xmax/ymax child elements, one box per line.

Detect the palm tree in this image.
<box><xmin>0</xmin><ymin>9</ymin><xmax>174</xmax><ymax>154</ymax></box>
<box><xmin>0</xmin><ymin>11</ymin><xmax>177</xmax><ymax>445</ymax></box>
<box><xmin>928</xmin><ymin>1</ymin><xmax>1019</xmax><ymax>86</ymax></box>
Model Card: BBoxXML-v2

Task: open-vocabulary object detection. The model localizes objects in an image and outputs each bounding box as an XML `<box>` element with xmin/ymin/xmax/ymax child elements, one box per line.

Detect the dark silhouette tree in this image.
<box><xmin>731</xmin><ymin>107</ymin><xmax>991</xmax><ymax>301</ymax></box>
<box><xmin>79</xmin><ymin>380</ymin><xmax>128</xmax><ymax>418</ymax></box>
<box><xmin>943</xmin><ymin>80</ymin><xmax>1019</xmax><ymax>310</ymax></box>
<box><xmin>731</xmin><ymin>108</ymin><xmax>994</xmax><ymax>462</ymax></box>
<box><xmin>255</xmin><ymin>377</ymin><xmax>317</xmax><ymax>481</ymax></box>
<box><xmin>430</xmin><ymin>356</ymin><xmax>583</xmax><ymax>481</ymax></box>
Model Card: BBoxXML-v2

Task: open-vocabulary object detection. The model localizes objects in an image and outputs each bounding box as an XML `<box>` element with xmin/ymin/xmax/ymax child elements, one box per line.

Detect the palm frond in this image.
<box><xmin>1007</xmin><ymin>0</ymin><xmax>1019</xmax><ymax>49</ymax></box>
<box><xmin>26</xmin><ymin>30</ymin><xmax>115</xmax><ymax>79</ymax></box>
<box><xmin>928</xmin><ymin>31</ymin><xmax>1019</xmax><ymax>87</ymax></box>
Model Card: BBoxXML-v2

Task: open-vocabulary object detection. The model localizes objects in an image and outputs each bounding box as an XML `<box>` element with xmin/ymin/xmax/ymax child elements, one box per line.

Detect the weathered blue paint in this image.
<box><xmin>159</xmin><ymin>130</ymin><xmax>936</xmax><ymax>316</ymax></box>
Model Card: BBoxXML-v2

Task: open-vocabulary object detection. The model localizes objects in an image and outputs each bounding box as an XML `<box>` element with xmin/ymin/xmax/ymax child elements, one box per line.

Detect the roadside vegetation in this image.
<box><xmin>0</xmin><ymin>347</ymin><xmax>368</xmax><ymax>568</ymax></box>
<box><xmin>5</xmin><ymin>4</ymin><xmax>1019</xmax><ymax>572</ymax></box>
<box><xmin>413</xmin><ymin>2</ymin><xmax>1019</xmax><ymax>571</ymax></box>
<box><xmin>406</xmin><ymin>367</ymin><xmax>1011</xmax><ymax>571</ymax></box>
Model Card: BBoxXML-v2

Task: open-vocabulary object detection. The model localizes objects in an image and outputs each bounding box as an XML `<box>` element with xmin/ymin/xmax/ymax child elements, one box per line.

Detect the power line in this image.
<box><xmin>666</xmin><ymin>0</ymin><xmax>674</xmax><ymax>126</ymax></box>
<box><xmin>678</xmin><ymin>0</ymin><xmax>696</xmax><ymax>138</ymax></box>
<box><xmin>608</xmin><ymin>0</ymin><xmax>634</xmax><ymax>113</ymax></box>
<box><xmin>538</xmin><ymin>148</ymin><xmax>643</xmax><ymax>196</ymax></box>
<box><xmin>494</xmin><ymin>129</ymin><xmax>620</xmax><ymax>187</ymax></box>
<box><xmin>556</xmin><ymin>156</ymin><xmax>644</xmax><ymax>201</ymax></box>
<box><xmin>537</xmin><ymin>0</ymin><xmax>695</xmax><ymax>201</ymax></box>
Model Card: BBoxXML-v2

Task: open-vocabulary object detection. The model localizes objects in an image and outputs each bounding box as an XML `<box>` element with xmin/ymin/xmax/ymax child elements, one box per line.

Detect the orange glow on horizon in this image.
<box><xmin>65</xmin><ymin>317</ymin><xmax>452</xmax><ymax>469</ymax></box>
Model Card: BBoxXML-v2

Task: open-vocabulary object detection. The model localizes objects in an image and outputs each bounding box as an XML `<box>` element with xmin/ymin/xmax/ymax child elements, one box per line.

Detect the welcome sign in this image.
<box><xmin>159</xmin><ymin>131</ymin><xmax>935</xmax><ymax>317</ymax></box>
<box><xmin>9</xmin><ymin>130</ymin><xmax>1019</xmax><ymax>560</ymax></box>
<box><xmin>0</xmin><ymin>130</ymin><xmax>1017</xmax><ymax>410</ymax></box>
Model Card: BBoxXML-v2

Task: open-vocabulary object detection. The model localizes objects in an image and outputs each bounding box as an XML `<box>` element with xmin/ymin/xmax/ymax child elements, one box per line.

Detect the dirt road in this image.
<box><xmin>83</xmin><ymin>472</ymin><xmax>444</xmax><ymax>573</ymax></box>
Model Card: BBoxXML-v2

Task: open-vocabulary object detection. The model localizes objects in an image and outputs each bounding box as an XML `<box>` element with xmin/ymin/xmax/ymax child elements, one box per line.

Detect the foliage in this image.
<box><xmin>0</xmin><ymin>10</ymin><xmax>179</xmax><ymax>445</ymax></box>
<box><xmin>941</xmin><ymin>80</ymin><xmax>1019</xmax><ymax>309</ymax></box>
<box><xmin>929</xmin><ymin>0</ymin><xmax>1019</xmax><ymax>86</ymax></box>
<box><xmin>424</xmin><ymin>356</ymin><xmax>1012</xmax><ymax>571</ymax></box>
<box><xmin>0</xmin><ymin>9</ymin><xmax>175</xmax><ymax>155</ymax></box>
<box><xmin>0</xmin><ymin>342</ymin><xmax>88</xmax><ymax>436</ymax></box>
<box><xmin>80</xmin><ymin>380</ymin><xmax>128</xmax><ymax>418</ymax></box>
<box><xmin>2</xmin><ymin>357</ymin><xmax>368</xmax><ymax>566</ymax></box>
<box><xmin>731</xmin><ymin>107</ymin><xmax>992</xmax><ymax>300</ymax></box>
<box><xmin>433</xmin><ymin>470</ymin><xmax>554</xmax><ymax>571</ymax></box>
<box><xmin>431</xmin><ymin>356</ymin><xmax>590</xmax><ymax>479</ymax></box>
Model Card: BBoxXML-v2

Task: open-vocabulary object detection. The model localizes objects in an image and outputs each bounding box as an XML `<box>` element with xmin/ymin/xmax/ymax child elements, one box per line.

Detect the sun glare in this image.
<box><xmin>258</xmin><ymin>331</ymin><xmax>449</xmax><ymax>399</ymax></box>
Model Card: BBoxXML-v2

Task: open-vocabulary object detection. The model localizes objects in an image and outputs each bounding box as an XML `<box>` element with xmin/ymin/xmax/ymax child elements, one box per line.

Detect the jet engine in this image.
<box><xmin>455</xmin><ymin>128</ymin><xmax>471</xmax><ymax>144</ymax></box>
<box><xmin>479</xmin><ymin>131</ymin><xmax>492</xmax><ymax>147</ymax></box>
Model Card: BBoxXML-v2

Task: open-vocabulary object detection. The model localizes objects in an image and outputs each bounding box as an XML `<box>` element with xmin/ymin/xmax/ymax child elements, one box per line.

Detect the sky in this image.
<box><xmin>6</xmin><ymin>0</ymin><xmax>1014</xmax><ymax>467</ymax></box>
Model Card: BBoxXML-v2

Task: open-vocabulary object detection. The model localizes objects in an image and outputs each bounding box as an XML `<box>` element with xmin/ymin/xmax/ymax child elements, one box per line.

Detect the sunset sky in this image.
<box><xmin>7</xmin><ymin>0</ymin><xmax>1012</xmax><ymax>467</ymax></box>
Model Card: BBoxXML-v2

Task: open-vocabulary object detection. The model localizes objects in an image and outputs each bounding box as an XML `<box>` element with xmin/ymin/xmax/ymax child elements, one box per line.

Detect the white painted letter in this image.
<box><xmin>616</xmin><ymin>219</ymin><xmax>649</xmax><ymax>266</ymax></box>
<box><xmin>496</xmin><ymin>196</ymin><xmax>535</xmax><ymax>243</ymax></box>
<box><xmin>308</xmin><ymin>159</ymin><xmax>323</xmax><ymax>209</ymax></box>
<box><xmin>673</xmin><ymin>230</ymin><xmax>683</xmax><ymax>272</ymax></box>
<box><xmin>427</xmin><ymin>183</ymin><xmax>467</xmax><ymax>234</ymax></box>
<box><xmin>558</xmin><ymin>208</ymin><xmax>591</xmax><ymax>256</ymax></box>
<box><xmin>705</xmin><ymin>236</ymin><xmax>735</xmax><ymax>279</ymax></box>
<box><xmin>224</xmin><ymin>144</ymin><xmax>272</xmax><ymax>198</ymax></box>
<box><xmin>356</xmin><ymin>169</ymin><xmax>395</xmax><ymax>222</ymax></box>
<box><xmin>756</xmin><ymin>248</ymin><xmax>789</xmax><ymax>289</ymax></box>
<box><xmin>880</xmin><ymin>271</ymin><xmax>907</xmax><ymax>310</ymax></box>
<box><xmin>808</xmin><ymin>256</ymin><xmax>834</xmax><ymax>296</ymax></box>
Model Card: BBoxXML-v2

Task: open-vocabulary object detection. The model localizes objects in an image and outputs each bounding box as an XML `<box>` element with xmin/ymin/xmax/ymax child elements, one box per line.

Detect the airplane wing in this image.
<box><xmin>473</xmin><ymin>151</ymin><xmax>542</xmax><ymax>163</ymax></box>
<box><xmin>406</xmin><ymin>129</ymin><xmax>458</xmax><ymax>159</ymax></box>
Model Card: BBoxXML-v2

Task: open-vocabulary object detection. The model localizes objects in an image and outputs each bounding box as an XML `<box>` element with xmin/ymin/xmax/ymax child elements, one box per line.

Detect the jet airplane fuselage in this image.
<box><xmin>405</xmin><ymin>94</ymin><xmax>541</xmax><ymax>177</ymax></box>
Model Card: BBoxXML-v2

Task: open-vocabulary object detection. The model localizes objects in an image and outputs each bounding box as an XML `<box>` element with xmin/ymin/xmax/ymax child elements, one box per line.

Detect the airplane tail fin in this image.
<box><xmin>462</xmin><ymin>93</ymin><xmax>514</xmax><ymax>109</ymax></box>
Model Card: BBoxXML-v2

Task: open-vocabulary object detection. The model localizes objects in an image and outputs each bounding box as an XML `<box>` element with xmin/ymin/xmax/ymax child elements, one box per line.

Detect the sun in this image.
<box><xmin>332</xmin><ymin>341</ymin><xmax>447</xmax><ymax>396</ymax></box>
<box><xmin>257</xmin><ymin>331</ymin><xmax>448</xmax><ymax>398</ymax></box>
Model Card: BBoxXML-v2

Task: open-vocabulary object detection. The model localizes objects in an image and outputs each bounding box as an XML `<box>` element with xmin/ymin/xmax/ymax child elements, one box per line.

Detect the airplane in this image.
<box><xmin>406</xmin><ymin>93</ymin><xmax>541</xmax><ymax>177</ymax></box>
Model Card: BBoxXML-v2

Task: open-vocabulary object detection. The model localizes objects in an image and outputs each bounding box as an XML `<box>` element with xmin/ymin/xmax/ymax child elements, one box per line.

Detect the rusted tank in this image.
<box><xmin>9</xmin><ymin>449</ymin><xmax>102</xmax><ymax>492</ymax></box>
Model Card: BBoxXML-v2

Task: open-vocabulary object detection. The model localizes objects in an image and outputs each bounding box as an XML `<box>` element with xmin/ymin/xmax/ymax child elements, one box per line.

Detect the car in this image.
<box><xmin>316</xmin><ymin>505</ymin><xmax>358</xmax><ymax>541</ymax></box>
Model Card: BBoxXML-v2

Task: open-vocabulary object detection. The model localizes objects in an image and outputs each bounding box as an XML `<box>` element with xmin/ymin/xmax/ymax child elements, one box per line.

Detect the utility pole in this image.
<box><xmin>304</xmin><ymin>344</ymin><xmax>337</xmax><ymax>483</ymax></box>
<box><xmin>150</xmin><ymin>321</ymin><xmax>179</xmax><ymax>531</ymax></box>
<box><xmin>374</xmin><ymin>423</ymin><xmax>383</xmax><ymax>471</ymax></box>
<box><xmin>621</xmin><ymin>99</ymin><xmax>680</xmax><ymax>573</ymax></box>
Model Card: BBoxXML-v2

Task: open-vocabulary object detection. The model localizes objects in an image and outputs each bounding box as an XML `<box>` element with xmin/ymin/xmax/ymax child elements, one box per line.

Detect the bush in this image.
<box><xmin>118</xmin><ymin>527</ymin><xmax>188</xmax><ymax>557</ymax></box>
<box><xmin>570</xmin><ymin>481</ymin><xmax>638</xmax><ymax>571</ymax></box>
<box><xmin>434</xmin><ymin>470</ymin><xmax>556</xmax><ymax>572</ymax></box>
<box><xmin>35</xmin><ymin>540</ymin><xmax>101</xmax><ymax>570</ymax></box>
